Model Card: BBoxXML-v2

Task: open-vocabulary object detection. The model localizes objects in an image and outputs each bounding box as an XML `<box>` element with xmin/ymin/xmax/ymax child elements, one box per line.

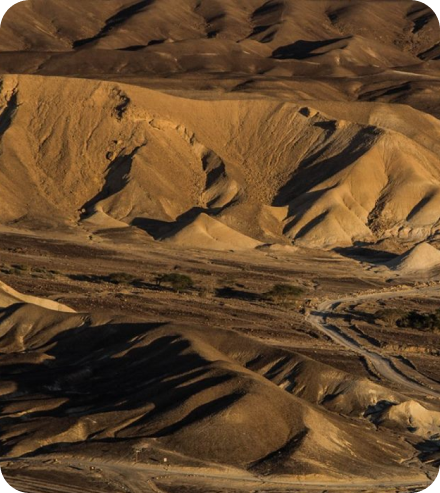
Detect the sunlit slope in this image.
<box><xmin>0</xmin><ymin>74</ymin><xmax>440</xmax><ymax>248</ymax></box>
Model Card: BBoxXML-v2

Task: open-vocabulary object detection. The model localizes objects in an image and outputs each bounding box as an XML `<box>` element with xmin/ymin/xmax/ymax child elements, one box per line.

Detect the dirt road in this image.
<box><xmin>307</xmin><ymin>286</ymin><xmax>440</xmax><ymax>399</ymax></box>
<box><xmin>2</xmin><ymin>285</ymin><xmax>440</xmax><ymax>492</ymax></box>
<box><xmin>1</xmin><ymin>457</ymin><xmax>433</xmax><ymax>493</ymax></box>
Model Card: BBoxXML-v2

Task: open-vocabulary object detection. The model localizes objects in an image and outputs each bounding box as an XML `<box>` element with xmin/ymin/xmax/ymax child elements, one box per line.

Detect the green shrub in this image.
<box><xmin>374</xmin><ymin>308</ymin><xmax>406</xmax><ymax>326</ymax></box>
<box><xmin>376</xmin><ymin>308</ymin><xmax>440</xmax><ymax>333</ymax></box>
<box><xmin>107</xmin><ymin>272</ymin><xmax>138</xmax><ymax>285</ymax></box>
<box><xmin>398</xmin><ymin>310</ymin><xmax>440</xmax><ymax>332</ymax></box>
<box><xmin>264</xmin><ymin>283</ymin><xmax>304</xmax><ymax>301</ymax></box>
<box><xmin>155</xmin><ymin>273</ymin><xmax>194</xmax><ymax>292</ymax></box>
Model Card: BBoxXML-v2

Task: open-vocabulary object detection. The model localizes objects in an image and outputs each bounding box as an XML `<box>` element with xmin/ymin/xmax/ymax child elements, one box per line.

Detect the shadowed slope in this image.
<box><xmin>0</xmin><ymin>299</ymin><xmax>436</xmax><ymax>480</ymax></box>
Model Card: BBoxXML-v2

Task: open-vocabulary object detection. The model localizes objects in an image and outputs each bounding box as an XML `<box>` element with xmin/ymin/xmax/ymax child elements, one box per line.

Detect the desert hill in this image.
<box><xmin>387</xmin><ymin>242</ymin><xmax>440</xmax><ymax>273</ymax></box>
<box><xmin>0</xmin><ymin>0</ymin><xmax>438</xmax><ymax>118</ymax></box>
<box><xmin>1</xmin><ymin>0</ymin><xmax>437</xmax><ymax>61</ymax></box>
<box><xmin>0</xmin><ymin>295</ymin><xmax>436</xmax><ymax>480</ymax></box>
<box><xmin>162</xmin><ymin>213</ymin><xmax>263</xmax><ymax>251</ymax></box>
<box><xmin>0</xmin><ymin>74</ymin><xmax>439</xmax><ymax>249</ymax></box>
<box><xmin>0</xmin><ymin>1</ymin><xmax>439</xmax><ymax>490</ymax></box>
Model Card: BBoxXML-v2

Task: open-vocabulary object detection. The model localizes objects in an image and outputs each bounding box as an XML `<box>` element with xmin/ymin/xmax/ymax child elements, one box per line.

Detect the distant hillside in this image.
<box><xmin>0</xmin><ymin>0</ymin><xmax>438</xmax><ymax>116</ymax></box>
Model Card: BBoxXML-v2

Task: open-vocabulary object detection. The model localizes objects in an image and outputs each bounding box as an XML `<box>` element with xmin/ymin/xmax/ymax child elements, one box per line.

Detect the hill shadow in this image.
<box><xmin>132</xmin><ymin>206</ymin><xmax>222</xmax><ymax>239</ymax></box>
<box><xmin>272</xmin><ymin>37</ymin><xmax>349</xmax><ymax>59</ymax></box>
<box><xmin>73</xmin><ymin>0</ymin><xmax>156</xmax><ymax>48</ymax></box>
<box><xmin>0</xmin><ymin>313</ymin><xmax>243</xmax><ymax>456</ymax></box>
<box><xmin>334</xmin><ymin>245</ymin><xmax>398</xmax><ymax>265</ymax></box>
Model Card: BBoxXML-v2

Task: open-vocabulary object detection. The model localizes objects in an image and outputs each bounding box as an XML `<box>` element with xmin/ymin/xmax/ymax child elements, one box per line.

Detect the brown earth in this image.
<box><xmin>0</xmin><ymin>1</ymin><xmax>439</xmax><ymax>491</ymax></box>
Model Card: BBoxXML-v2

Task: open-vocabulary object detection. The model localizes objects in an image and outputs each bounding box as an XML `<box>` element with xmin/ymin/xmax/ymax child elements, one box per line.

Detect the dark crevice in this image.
<box><xmin>81</xmin><ymin>144</ymin><xmax>145</xmax><ymax>218</ymax></box>
<box><xmin>0</xmin><ymin>91</ymin><xmax>18</xmax><ymax>137</ymax></box>
<box><xmin>202</xmin><ymin>150</ymin><xmax>226</xmax><ymax>189</ymax></box>
<box><xmin>73</xmin><ymin>0</ymin><xmax>156</xmax><ymax>49</ymax></box>
<box><xmin>252</xmin><ymin>1</ymin><xmax>285</xmax><ymax>20</ymax></box>
<box><xmin>272</xmin><ymin>37</ymin><xmax>350</xmax><ymax>60</ymax></box>
<box><xmin>249</xmin><ymin>429</ymin><xmax>309</xmax><ymax>474</ymax></box>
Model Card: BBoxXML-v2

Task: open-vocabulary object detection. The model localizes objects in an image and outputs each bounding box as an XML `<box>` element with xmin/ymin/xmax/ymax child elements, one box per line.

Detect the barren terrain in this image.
<box><xmin>0</xmin><ymin>1</ymin><xmax>439</xmax><ymax>492</ymax></box>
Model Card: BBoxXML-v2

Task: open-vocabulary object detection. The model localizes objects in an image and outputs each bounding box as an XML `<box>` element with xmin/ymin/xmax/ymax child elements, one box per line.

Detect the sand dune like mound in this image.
<box><xmin>163</xmin><ymin>213</ymin><xmax>262</xmax><ymax>251</ymax></box>
<box><xmin>0</xmin><ymin>297</ymin><xmax>435</xmax><ymax>480</ymax></box>
<box><xmin>0</xmin><ymin>280</ymin><xmax>75</xmax><ymax>313</ymax></box>
<box><xmin>379</xmin><ymin>400</ymin><xmax>440</xmax><ymax>439</ymax></box>
<box><xmin>0</xmin><ymin>75</ymin><xmax>440</xmax><ymax>249</ymax></box>
<box><xmin>81</xmin><ymin>206</ymin><xmax>130</xmax><ymax>231</ymax></box>
<box><xmin>387</xmin><ymin>242</ymin><xmax>440</xmax><ymax>273</ymax></box>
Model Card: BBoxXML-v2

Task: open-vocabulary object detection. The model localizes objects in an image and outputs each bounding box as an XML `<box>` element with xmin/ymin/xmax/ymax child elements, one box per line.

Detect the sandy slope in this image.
<box><xmin>0</xmin><ymin>281</ymin><xmax>75</xmax><ymax>313</ymax></box>
<box><xmin>0</xmin><ymin>0</ymin><xmax>438</xmax><ymax>251</ymax></box>
<box><xmin>0</xmin><ymin>74</ymin><xmax>439</xmax><ymax>249</ymax></box>
<box><xmin>162</xmin><ymin>213</ymin><xmax>262</xmax><ymax>250</ymax></box>
<box><xmin>387</xmin><ymin>242</ymin><xmax>440</xmax><ymax>273</ymax></box>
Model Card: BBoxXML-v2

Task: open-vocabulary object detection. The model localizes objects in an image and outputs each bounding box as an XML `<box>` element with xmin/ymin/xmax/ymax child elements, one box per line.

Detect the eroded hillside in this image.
<box><xmin>0</xmin><ymin>75</ymin><xmax>440</xmax><ymax>248</ymax></box>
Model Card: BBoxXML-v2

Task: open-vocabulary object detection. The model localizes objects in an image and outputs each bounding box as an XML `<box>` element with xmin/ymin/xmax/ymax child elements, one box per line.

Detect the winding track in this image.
<box><xmin>306</xmin><ymin>286</ymin><xmax>440</xmax><ymax>399</ymax></box>
<box><xmin>1</xmin><ymin>457</ymin><xmax>433</xmax><ymax>492</ymax></box>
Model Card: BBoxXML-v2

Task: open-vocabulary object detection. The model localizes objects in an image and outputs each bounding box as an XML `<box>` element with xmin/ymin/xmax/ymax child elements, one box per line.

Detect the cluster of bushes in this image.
<box><xmin>375</xmin><ymin>308</ymin><xmax>440</xmax><ymax>333</ymax></box>
<box><xmin>399</xmin><ymin>310</ymin><xmax>440</xmax><ymax>333</ymax></box>
<box><xmin>216</xmin><ymin>283</ymin><xmax>305</xmax><ymax>303</ymax></box>
<box><xmin>68</xmin><ymin>268</ymin><xmax>305</xmax><ymax>302</ymax></box>
<box><xmin>0</xmin><ymin>257</ymin><xmax>307</xmax><ymax>307</ymax></box>
<box><xmin>0</xmin><ymin>264</ymin><xmax>59</xmax><ymax>277</ymax></box>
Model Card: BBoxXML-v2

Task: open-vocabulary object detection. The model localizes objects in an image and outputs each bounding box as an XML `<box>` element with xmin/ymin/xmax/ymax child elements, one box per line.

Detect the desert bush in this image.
<box><xmin>155</xmin><ymin>273</ymin><xmax>194</xmax><ymax>292</ymax></box>
<box><xmin>216</xmin><ymin>286</ymin><xmax>262</xmax><ymax>301</ymax></box>
<box><xmin>398</xmin><ymin>310</ymin><xmax>440</xmax><ymax>332</ymax></box>
<box><xmin>0</xmin><ymin>265</ymin><xmax>25</xmax><ymax>276</ymax></box>
<box><xmin>31</xmin><ymin>267</ymin><xmax>57</xmax><ymax>278</ymax></box>
<box><xmin>107</xmin><ymin>272</ymin><xmax>139</xmax><ymax>285</ymax></box>
<box><xmin>374</xmin><ymin>308</ymin><xmax>406</xmax><ymax>326</ymax></box>
<box><xmin>264</xmin><ymin>283</ymin><xmax>304</xmax><ymax>301</ymax></box>
<box><xmin>376</xmin><ymin>308</ymin><xmax>440</xmax><ymax>333</ymax></box>
<box><xmin>11</xmin><ymin>264</ymin><xmax>30</xmax><ymax>272</ymax></box>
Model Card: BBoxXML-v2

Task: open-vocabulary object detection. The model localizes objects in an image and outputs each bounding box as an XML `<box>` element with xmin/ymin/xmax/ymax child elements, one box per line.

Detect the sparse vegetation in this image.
<box><xmin>375</xmin><ymin>308</ymin><xmax>440</xmax><ymax>333</ymax></box>
<box><xmin>263</xmin><ymin>283</ymin><xmax>304</xmax><ymax>301</ymax></box>
<box><xmin>215</xmin><ymin>286</ymin><xmax>262</xmax><ymax>301</ymax></box>
<box><xmin>375</xmin><ymin>308</ymin><xmax>406</xmax><ymax>326</ymax></box>
<box><xmin>69</xmin><ymin>272</ymin><xmax>141</xmax><ymax>286</ymax></box>
<box><xmin>0</xmin><ymin>264</ymin><xmax>59</xmax><ymax>277</ymax></box>
<box><xmin>155</xmin><ymin>273</ymin><xmax>195</xmax><ymax>292</ymax></box>
<box><xmin>107</xmin><ymin>272</ymin><xmax>139</xmax><ymax>285</ymax></box>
